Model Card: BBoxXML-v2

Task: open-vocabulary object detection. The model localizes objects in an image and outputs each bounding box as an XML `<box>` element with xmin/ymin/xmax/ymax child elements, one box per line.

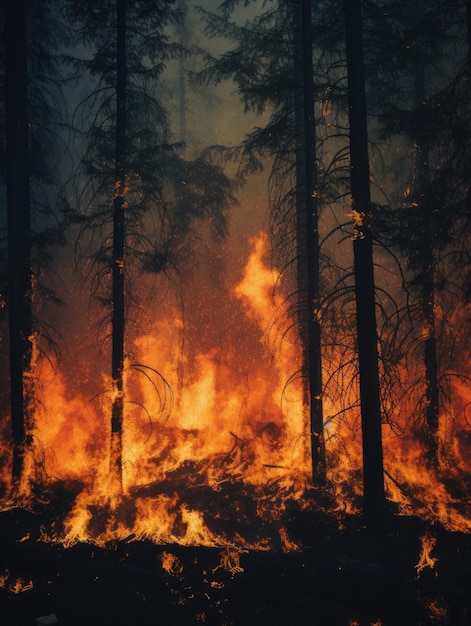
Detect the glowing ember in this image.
<box><xmin>215</xmin><ymin>546</ymin><xmax>248</xmax><ymax>575</ymax></box>
<box><xmin>160</xmin><ymin>551</ymin><xmax>183</xmax><ymax>576</ymax></box>
<box><xmin>423</xmin><ymin>598</ymin><xmax>448</xmax><ymax>623</ymax></box>
<box><xmin>0</xmin><ymin>571</ymin><xmax>34</xmax><ymax>594</ymax></box>
<box><xmin>279</xmin><ymin>526</ymin><xmax>301</xmax><ymax>552</ymax></box>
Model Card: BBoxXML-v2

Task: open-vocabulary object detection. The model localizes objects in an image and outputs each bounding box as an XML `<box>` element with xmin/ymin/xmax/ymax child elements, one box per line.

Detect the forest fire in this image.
<box><xmin>3</xmin><ymin>0</ymin><xmax>471</xmax><ymax>622</ymax></box>
<box><xmin>0</xmin><ymin>233</ymin><xmax>311</xmax><ymax>548</ymax></box>
<box><xmin>2</xmin><ymin>231</ymin><xmax>471</xmax><ymax>548</ymax></box>
<box><xmin>2</xmin><ymin>230</ymin><xmax>470</xmax><ymax>623</ymax></box>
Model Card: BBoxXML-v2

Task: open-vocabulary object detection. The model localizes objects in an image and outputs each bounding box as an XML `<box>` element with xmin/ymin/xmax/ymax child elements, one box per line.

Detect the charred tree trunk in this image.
<box><xmin>293</xmin><ymin>1</ymin><xmax>308</xmax><ymax>407</ymax></box>
<box><xmin>414</xmin><ymin>72</ymin><xmax>440</xmax><ymax>468</ymax></box>
<box><xmin>422</xmin><ymin>282</ymin><xmax>439</xmax><ymax>466</ymax></box>
<box><xmin>300</xmin><ymin>0</ymin><xmax>325</xmax><ymax>483</ymax></box>
<box><xmin>5</xmin><ymin>0</ymin><xmax>33</xmax><ymax>487</ymax></box>
<box><xmin>344</xmin><ymin>0</ymin><xmax>386</xmax><ymax>521</ymax></box>
<box><xmin>293</xmin><ymin>0</ymin><xmax>325</xmax><ymax>483</ymax></box>
<box><xmin>110</xmin><ymin>0</ymin><xmax>127</xmax><ymax>493</ymax></box>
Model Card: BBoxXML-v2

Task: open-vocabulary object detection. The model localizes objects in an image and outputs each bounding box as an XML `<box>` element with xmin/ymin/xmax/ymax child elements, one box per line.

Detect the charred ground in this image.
<box><xmin>0</xmin><ymin>487</ymin><xmax>470</xmax><ymax>626</ymax></box>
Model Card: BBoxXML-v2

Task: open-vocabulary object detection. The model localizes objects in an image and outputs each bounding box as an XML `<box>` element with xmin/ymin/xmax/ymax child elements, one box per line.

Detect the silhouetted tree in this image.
<box><xmin>365</xmin><ymin>0</ymin><xmax>471</xmax><ymax>469</ymax></box>
<box><xmin>198</xmin><ymin>0</ymin><xmax>332</xmax><ymax>483</ymax></box>
<box><xmin>4</xmin><ymin>0</ymin><xmax>32</xmax><ymax>487</ymax></box>
<box><xmin>344</xmin><ymin>0</ymin><xmax>386</xmax><ymax>521</ymax></box>
<box><xmin>294</xmin><ymin>0</ymin><xmax>325</xmax><ymax>481</ymax></box>
<box><xmin>2</xmin><ymin>0</ymin><xmax>66</xmax><ymax>490</ymax></box>
<box><xmin>109</xmin><ymin>0</ymin><xmax>127</xmax><ymax>492</ymax></box>
<box><xmin>64</xmin><ymin>0</ymin><xmax>235</xmax><ymax>492</ymax></box>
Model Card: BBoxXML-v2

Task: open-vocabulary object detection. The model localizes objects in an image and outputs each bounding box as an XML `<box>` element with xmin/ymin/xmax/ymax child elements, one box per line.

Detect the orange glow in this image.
<box><xmin>2</xmin><ymin>231</ymin><xmax>471</xmax><ymax>545</ymax></box>
<box><xmin>0</xmin><ymin>233</ymin><xmax>309</xmax><ymax>547</ymax></box>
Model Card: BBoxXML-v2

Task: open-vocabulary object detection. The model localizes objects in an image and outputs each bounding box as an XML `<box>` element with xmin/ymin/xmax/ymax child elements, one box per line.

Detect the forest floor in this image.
<box><xmin>0</xmin><ymin>494</ymin><xmax>470</xmax><ymax>626</ymax></box>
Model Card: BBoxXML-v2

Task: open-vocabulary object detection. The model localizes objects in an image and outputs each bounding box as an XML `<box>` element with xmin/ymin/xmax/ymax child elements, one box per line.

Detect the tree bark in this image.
<box><xmin>110</xmin><ymin>0</ymin><xmax>127</xmax><ymax>493</ymax></box>
<box><xmin>344</xmin><ymin>0</ymin><xmax>386</xmax><ymax>521</ymax></box>
<box><xmin>414</xmin><ymin>70</ymin><xmax>440</xmax><ymax>468</ymax></box>
<box><xmin>5</xmin><ymin>0</ymin><xmax>33</xmax><ymax>487</ymax></box>
<box><xmin>293</xmin><ymin>0</ymin><xmax>325</xmax><ymax>483</ymax></box>
<box><xmin>176</xmin><ymin>0</ymin><xmax>187</xmax><ymax>145</ymax></box>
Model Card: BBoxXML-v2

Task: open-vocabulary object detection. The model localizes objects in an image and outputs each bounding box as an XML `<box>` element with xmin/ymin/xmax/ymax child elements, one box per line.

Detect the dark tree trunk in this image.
<box><xmin>414</xmin><ymin>72</ymin><xmax>440</xmax><ymax>468</ymax></box>
<box><xmin>176</xmin><ymin>0</ymin><xmax>187</xmax><ymax>145</ymax></box>
<box><xmin>467</xmin><ymin>0</ymin><xmax>471</xmax><ymax>68</ymax></box>
<box><xmin>344</xmin><ymin>0</ymin><xmax>386</xmax><ymax>521</ymax></box>
<box><xmin>423</xmin><ymin>296</ymin><xmax>439</xmax><ymax>466</ymax></box>
<box><xmin>110</xmin><ymin>0</ymin><xmax>127</xmax><ymax>492</ymax></box>
<box><xmin>293</xmin><ymin>1</ymin><xmax>308</xmax><ymax>406</ymax></box>
<box><xmin>5</xmin><ymin>0</ymin><xmax>33</xmax><ymax>487</ymax></box>
<box><xmin>293</xmin><ymin>0</ymin><xmax>325</xmax><ymax>483</ymax></box>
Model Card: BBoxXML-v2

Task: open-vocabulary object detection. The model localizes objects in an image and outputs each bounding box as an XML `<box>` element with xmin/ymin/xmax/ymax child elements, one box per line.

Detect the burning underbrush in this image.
<box><xmin>2</xmin><ymin>459</ymin><xmax>335</xmax><ymax>551</ymax></box>
<box><xmin>2</xmin><ymin>233</ymin><xmax>471</xmax><ymax>541</ymax></box>
<box><xmin>1</xmin><ymin>498</ymin><xmax>471</xmax><ymax>626</ymax></box>
<box><xmin>2</xmin><ymin>233</ymin><xmax>471</xmax><ymax>623</ymax></box>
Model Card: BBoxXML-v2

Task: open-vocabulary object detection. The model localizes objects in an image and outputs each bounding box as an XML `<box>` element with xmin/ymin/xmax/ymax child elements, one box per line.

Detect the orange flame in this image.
<box><xmin>416</xmin><ymin>530</ymin><xmax>438</xmax><ymax>577</ymax></box>
<box><xmin>160</xmin><ymin>551</ymin><xmax>183</xmax><ymax>576</ymax></box>
<box><xmin>0</xmin><ymin>570</ymin><xmax>34</xmax><ymax>594</ymax></box>
<box><xmin>7</xmin><ymin>233</ymin><xmax>310</xmax><ymax>547</ymax></box>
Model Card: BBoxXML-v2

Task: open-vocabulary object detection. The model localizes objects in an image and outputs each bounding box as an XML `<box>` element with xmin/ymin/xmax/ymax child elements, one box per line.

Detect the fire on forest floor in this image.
<box><xmin>0</xmin><ymin>500</ymin><xmax>470</xmax><ymax>626</ymax></box>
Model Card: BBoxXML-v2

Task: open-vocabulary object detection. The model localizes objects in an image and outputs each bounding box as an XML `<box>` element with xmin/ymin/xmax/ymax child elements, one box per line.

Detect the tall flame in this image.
<box><xmin>5</xmin><ymin>233</ymin><xmax>310</xmax><ymax>547</ymax></box>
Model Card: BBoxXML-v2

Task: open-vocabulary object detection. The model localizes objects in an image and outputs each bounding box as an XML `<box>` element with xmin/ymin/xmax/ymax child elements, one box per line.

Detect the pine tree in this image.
<box><xmin>365</xmin><ymin>0</ymin><xmax>471</xmax><ymax>469</ymax></box>
<box><xmin>2</xmin><ymin>0</ymin><xmax>66</xmax><ymax>490</ymax></box>
<box><xmin>64</xmin><ymin>0</ymin><xmax>235</xmax><ymax>493</ymax></box>
<box><xmin>294</xmin><ymin>0</ymin><xmax>325</xmax><ymax>481</ymax></box>
<box><xmin>344</xmin><ymin>0</ymin><xmax>386</xmax><ymax>521</ymax></box>
<box><xmin>4</xmin><ymin>0</ymin><xmax>32</xmax><ymax>487</ymax></box>
<box><xmin>198</xmin><ymin>0</ymin><xmax>329</xmax><ymax>483</ymax></box>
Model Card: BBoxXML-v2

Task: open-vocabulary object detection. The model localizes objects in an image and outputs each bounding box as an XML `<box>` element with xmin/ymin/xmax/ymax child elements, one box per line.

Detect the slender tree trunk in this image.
<box><xmin>175</xmin><ymin>0</ymin><xmax>187</xmax><ymax>396</ymax></box>
<box><xmin>5</xmin><ymin>0</ymin><xmax>33</xmax><ymax>487</ymax></box>
<box><xmin>344</xmin><ymin>0</ymin><xmax>386</xmax><ymax>521</ymax></box>
<box><xmin>423</xmin><ymin>291</ymin><xmax>439</xmax><ymax>466</ymax></box>
<box><xmin>414</xmin><ymin>70</ymin><xmax>440</xmax><ymax>468</ymax></box>
<box><xmin>466</xmin><ymin>1</ymin><xmax>471</xmax><ymax>216</ymax></box>
<box><xmin>293</xmin><ymin>0</ymin><xmax>325</xmax><ymax>483</ymax></box>
<box><xmin>176</xmin><ymin>0</ymin><xmax>187</xmax><ymax>145</ymax></box>
<box><xmin>110</xmin><ymin>0</ymin><xmax>127</xmax><ymax>493</ymax></box>
<box><xmin>301</xmin><ymin>0</ymin><xmax>325</xmax><ymax>483</ymax></box>
<box><xmin>467</xmin><ymin>0</ymin><xmax>471</xmax><ymax>68</ymax></box>
<box><xmin>293</xmin><ymin>0</ymin><xmax>309</xmax><ymax>413</ymax></box>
